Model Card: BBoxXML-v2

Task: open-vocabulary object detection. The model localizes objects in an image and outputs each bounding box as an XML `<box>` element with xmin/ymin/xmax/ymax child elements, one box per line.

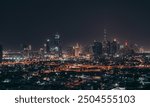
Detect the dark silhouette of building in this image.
<box><xmin>65</xmin><ymin>46</ymin><xmax>74</xmax><ymax>56</ymax></box>
<box><xmin>110</xmin><ymin>39</ymin><xmax>118</xmax><ymax>55</ymax></box>
<box><xmin>102</xmin><ymin>29</ymin><xmax>111</xmax><ymax>55</ymax></box>
<box><xmin>0</xmin><ymin>45</ymin><xmax>3</xmax><ymax>63</ymax></box>
<box><xmin>92</xmin><ymin>41</ymin><xmax>102</xmax><ymax>60</ymax></box>
<box><xmin>46</xmin><ymin>39</ymin><xmax>50</xmax><ymax>53</ymax></box>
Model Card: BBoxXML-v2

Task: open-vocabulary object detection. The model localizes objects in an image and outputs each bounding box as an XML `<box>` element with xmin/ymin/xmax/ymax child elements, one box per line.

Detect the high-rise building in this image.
<box><xmin>103</xmin><ymin>29</ymin><xmax>107</xmax><ymax>49</ymax></box>
<box><xmin>73</xmin><ymin>43</ymin><xmax>80</xmax><ymax>57</ymax></box>
<box><xmin>53</xmin><ymin>33</ymin><xmax>62</xmax><ymax>57</ymax></box>
<box><xmin>22</xmin><ymin>44</ymin><xmax>30</xmax><ymax>58</ymax></box>
<box><xmin>139</xmin><ymin>47</ymin><xmax>144</xmax><ymax>53</ymax></box>
<box><xmin>92</xmin><ymin>41</ymin><xmax>102</xmax><ymax>59</ymax></box>
<box><xmin>28</xmin><ymin>45</ymin><xmax>32</xmax><ymax>51</ymax></box>
<box><xmin>45</xmin><ymin>33</ymin><xmax>62</xmax><ymax>57</ymax></box>
<box><xmin>110</xmin><ymin>38</ymin><xmax>118</xmax><ymax>55</ymax></box>
<box><xmin>130</xmin><ymin>44</ymin><xmax>139</xmax><ymax>53</ymax></box>
<box><xmin>102</xmin><ymin>29</ymin><xmax>110</xmax><ymax>55</ymax></box>
<box><xmin>46</xmin><ymin>39</ymin><xmax>50</xmax><ymax>53</ymax></box>
<box><xmin>0</xmin><ymin>45</ymin><xmax>3</xmax><ymax>63</ymax></box>
<box><xmin>43</xmin><ymin>43</ymin><xmax>47</xmax><ymax>53</ymax></box>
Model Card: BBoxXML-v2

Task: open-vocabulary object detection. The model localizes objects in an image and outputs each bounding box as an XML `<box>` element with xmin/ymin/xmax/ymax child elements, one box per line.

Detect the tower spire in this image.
<box><xmin>104</xmin><ymin>28</ymin><xmax>107</xmax><ymax>42</ymax></box>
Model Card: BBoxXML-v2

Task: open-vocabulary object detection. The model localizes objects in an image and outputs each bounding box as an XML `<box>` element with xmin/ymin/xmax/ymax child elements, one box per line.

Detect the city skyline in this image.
<box><xmin>0</xmin><ymin>30</ymin><xmax>147</xmax><ymax>52</ymax></box>
<box><xmin>0</xmin><ymin>0</ymin><xmax>150</xmax><ymax>50</ymax></box>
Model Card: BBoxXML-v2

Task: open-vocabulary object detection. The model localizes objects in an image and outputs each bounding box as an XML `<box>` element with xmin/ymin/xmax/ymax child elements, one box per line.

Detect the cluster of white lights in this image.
<box><xmin>3</xmin><ymin>57</ymin><xmax>25</xmax><ymax>60</ymax></box>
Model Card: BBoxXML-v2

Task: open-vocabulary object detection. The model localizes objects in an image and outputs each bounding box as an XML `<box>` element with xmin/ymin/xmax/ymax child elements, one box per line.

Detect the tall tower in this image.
<box><xmin>54</xmin><ymin>33</ymin><xmax>62</xmax><ymax>57</ymax></box>
<box><xmin>46</xmin><ymin>39</ymin><xmax>50</xmax><ymax>53</ymax></box>
<box><xmin>103</xmin><ymin>29</ymin><xmax>110</xmax><ymax>55</ymax></box>
<box><xmin>104</xmin><ymin>29</ymin><xmax>107</xmax><ymax>42</ymax></box>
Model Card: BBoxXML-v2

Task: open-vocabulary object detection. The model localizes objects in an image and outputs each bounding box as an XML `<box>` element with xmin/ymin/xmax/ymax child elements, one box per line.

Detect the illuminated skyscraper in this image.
<box><xmin>0</xmin><ymin>45</ymin><xmax>3</xmax><ymax>63</ymax></box>
<box><xmin>74</xmin><ymin>43</ymin><xmax>80</xmax><ymax>57</ymax></box>
<box><xmin>53</xmin><ymin>33</ymin><xmax>62</xmax><ymax>57</ymax></box>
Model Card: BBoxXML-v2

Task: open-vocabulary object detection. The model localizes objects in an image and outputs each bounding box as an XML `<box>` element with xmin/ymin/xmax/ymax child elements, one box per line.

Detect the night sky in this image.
<box><xmin>0</xmin><ymin>0</ymin><xmax>150</xmax><ymax>50</ymax></box>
